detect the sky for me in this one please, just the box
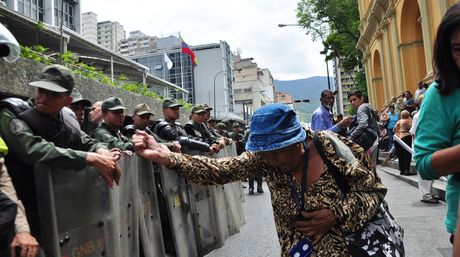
[81,0,330,81]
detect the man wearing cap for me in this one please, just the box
[184,105,221,153]
[154,98,188,141]
[0,64,121,242]
[68,88,92,127]
[91,97,134,151]
[132,103,153,131]
[203,104,227,148]
[215,122,229,137]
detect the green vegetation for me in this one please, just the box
[297,0,368,97]
[19,45,192,110]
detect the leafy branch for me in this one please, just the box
[19,45,190,110]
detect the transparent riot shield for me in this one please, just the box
[220,143,246,235]
[137,157,166,257]
[110,156,140,257]
[34,164,117,257]
[158,164,199,257]
[34,155,170,257]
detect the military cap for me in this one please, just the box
[216,122,227,129]
[101,97,127,112]
[232,122,240,128]
[71,88,91,107]
[203,104,213,111]
[163,98,183,109]
[191,104,205,114]
[29,64,74,93]
[134,103,153,116]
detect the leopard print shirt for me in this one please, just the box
[168,130,387,257]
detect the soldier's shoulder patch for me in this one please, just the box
[9,119,27,134]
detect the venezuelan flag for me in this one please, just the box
[180,36,198,66]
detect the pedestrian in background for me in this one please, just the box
[414,2,460,244]
[393,110,412,176]
[311,90,352,132]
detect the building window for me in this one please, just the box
[243,88,252,93]
[54,0,76,31]
[17,0,43,21]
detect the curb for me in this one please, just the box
[378,165,446,202]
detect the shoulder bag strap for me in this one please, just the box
[313,131,350,195]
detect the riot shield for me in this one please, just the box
[110,156,140,257]
[34,164,117,257]
[157,164,199,257]
[137,157,166,257]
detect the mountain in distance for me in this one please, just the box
[274,76,332,101]
[274,76,333,123]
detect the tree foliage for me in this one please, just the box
[297,0,367,95]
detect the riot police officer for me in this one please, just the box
[0,64,121,241]
[91,97,134,151]
[154,99,210,153]
[154,98,187,141]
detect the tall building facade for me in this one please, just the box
[358,0,456,109]
[333,57,358,114]
[2,0,81,32]
[233,54,275,121]
[130,35,194,102]
[81,12,97,44]
[97,20,125,52]
[119,31,158,57]
[192,41,235,119]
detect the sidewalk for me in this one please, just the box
[377,166,452,257]
[378,164,447,201]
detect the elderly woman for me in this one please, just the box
[133,104,403,257]
[393,110,412,175]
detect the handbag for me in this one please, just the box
[313,132,405,257]
[353,128,377,151]
[350,105,379,151]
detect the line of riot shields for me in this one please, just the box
[34,143,245,257]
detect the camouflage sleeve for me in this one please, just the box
[317,130,387,233]
[0,108,87,170]
[167,151,267,185]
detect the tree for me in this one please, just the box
[297,0,367,96]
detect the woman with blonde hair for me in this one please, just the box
[393,110,412,175]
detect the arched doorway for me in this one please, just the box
[373,50,385,108]
[399,0,427,95]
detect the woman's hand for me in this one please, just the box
[295,209,337,246]
[132,130,172,165]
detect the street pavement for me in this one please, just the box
[205,165,452,257]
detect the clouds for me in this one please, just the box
[82,0,329,80]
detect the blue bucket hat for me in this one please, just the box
[246,104,306,152]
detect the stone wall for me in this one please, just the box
[0,58,188,123]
